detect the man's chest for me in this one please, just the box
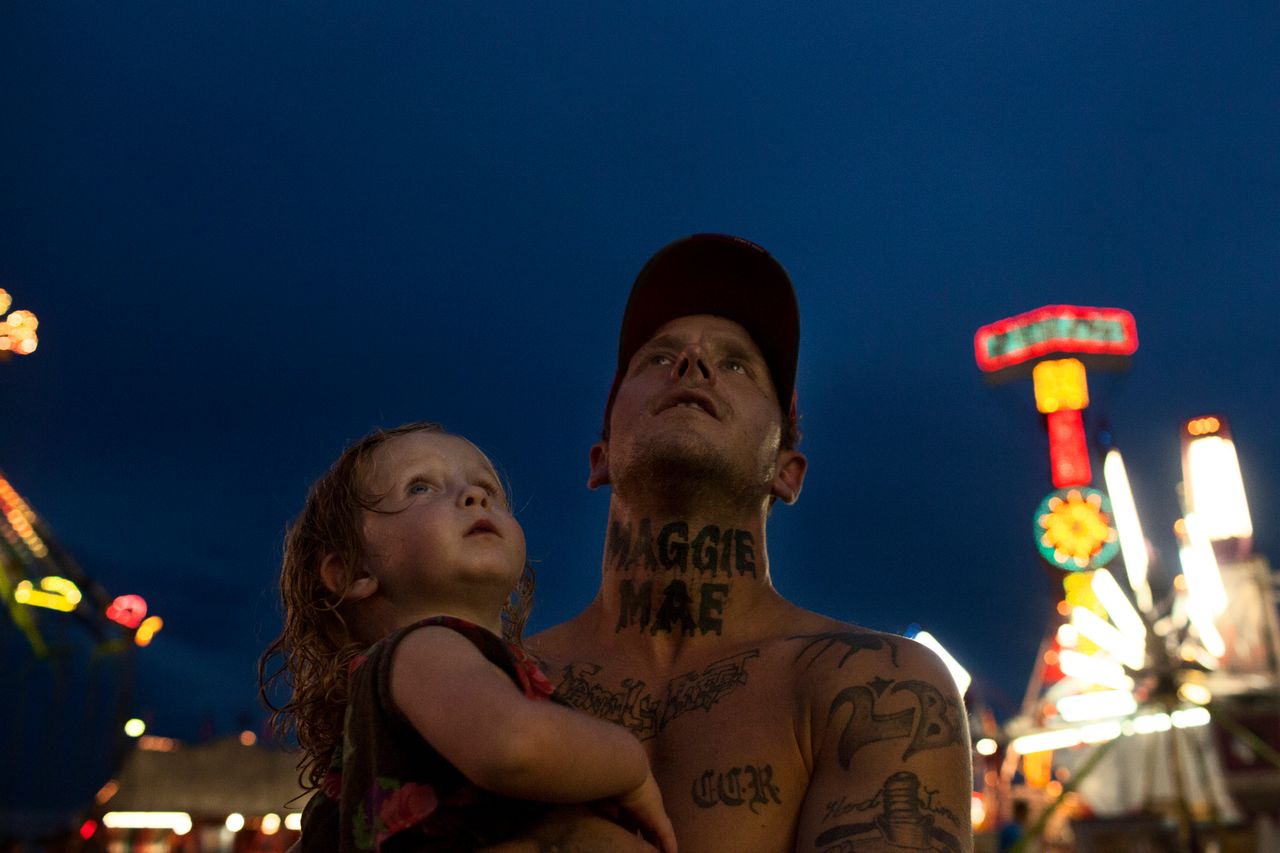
[544,645,811,852]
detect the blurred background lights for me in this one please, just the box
[102,812,192,835]
[285,813,302,831]
[14,577,82,612]
[134,614,164,647]
[123,718,146,738]
[224,813,245,833]
[239,729,257,746]
[907,629,972,694]
[261,813,281,835]
[1182,416,1252,540]
[975,737,998,756]
[1177,682,1213,706]
[970,793,987,827]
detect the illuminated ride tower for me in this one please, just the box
[974,306,1280,850]
[0,294,163,841]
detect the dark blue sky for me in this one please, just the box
[2,3,1277,738]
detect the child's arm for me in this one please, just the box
[390,626,676,853]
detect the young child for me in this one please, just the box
[260,422,676,852]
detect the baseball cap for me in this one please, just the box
[602,233,800,435]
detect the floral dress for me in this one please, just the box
[301,615,557,852]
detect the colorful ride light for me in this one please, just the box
[1046,409,1091,488]
[1034,487,1120,571]
[1033,358,1089,413]
[106,594,148,629]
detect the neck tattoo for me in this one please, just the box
[608,518,757,636]
[607,518,756,577]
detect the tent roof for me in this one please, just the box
[108,737,308,816]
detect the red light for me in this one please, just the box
[1047,409,1091,488]
[106,594,147,629]
[80,820,97,840]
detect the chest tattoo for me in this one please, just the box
[691,763,782,813]
[552,650,759,740]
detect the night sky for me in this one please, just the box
[3,3,1278,742]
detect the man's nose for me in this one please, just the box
[672,344,714,384]
[458,484,490,508]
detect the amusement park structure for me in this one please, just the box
[974,305,1280,850]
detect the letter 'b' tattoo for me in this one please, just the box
[828,678,962,766]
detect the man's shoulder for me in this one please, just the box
[778,611,960,701]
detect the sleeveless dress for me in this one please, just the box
[301,615,557,852]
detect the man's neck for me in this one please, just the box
[592,497,782,654]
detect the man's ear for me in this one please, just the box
[587,440,611,490]
[319,554,379,602]
[770,450,808,505]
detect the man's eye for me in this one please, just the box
[723,360,747,374]
[649,353,674,366]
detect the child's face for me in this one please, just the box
[357,432,525,611]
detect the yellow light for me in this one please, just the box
[225,813,245,832]
[1178,682,1213,705]
[0,290,10,314]
[124,718,146,738]
[13,577,82,612]
[262,814,281,835]
[135,615,164,647]
[103,813,192,835]
[975,737,998,756]
[17,337,36,354]
[239,730,257,746]
[1033,358,1089,413]
[285,813,302,831]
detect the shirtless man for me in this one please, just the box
[522,234,973,852]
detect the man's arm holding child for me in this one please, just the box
[793,632,973,853]
[391,626,676,853]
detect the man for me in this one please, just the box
[522,234,973,852]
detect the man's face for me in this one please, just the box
[594,314,789,510]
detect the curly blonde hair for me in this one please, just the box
[258,422,536,789]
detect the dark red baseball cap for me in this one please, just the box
[602,233,800,436]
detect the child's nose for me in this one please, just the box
[458,484,490,508]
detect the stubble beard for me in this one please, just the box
[611,430,775,518]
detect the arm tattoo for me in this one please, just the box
[553,651,758,740]
[827,679,962,766]
[691,763,782,813]
[814,772,961,852]
[790,631,900,669]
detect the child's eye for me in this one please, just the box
[407,482,438,496]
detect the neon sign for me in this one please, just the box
[974,305,1137,373]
